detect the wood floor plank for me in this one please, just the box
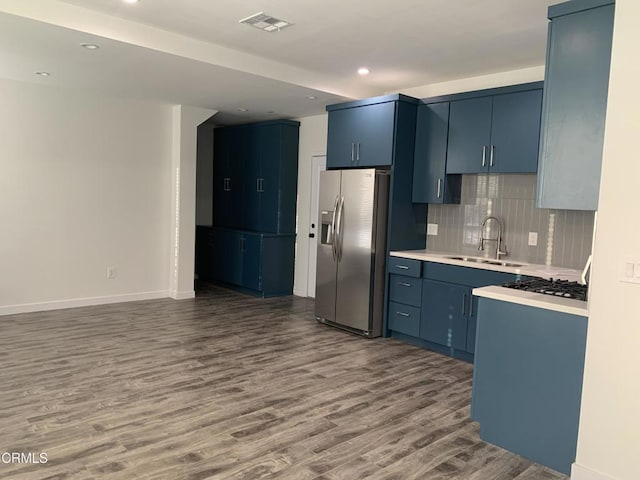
[0,284,567,479]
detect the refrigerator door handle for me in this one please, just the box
[335,195,345,261]
[331,195,339,260]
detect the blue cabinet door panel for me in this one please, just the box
[421,279,468,349]
[327,107,357,168]
[537,4,614,210]
[413,102,461,204]
[389,274,422,307]
[388,302,421,337]
[446,97,492,174]
[355,102,396,167]
[490,89,542,174]
[241,233,262,291]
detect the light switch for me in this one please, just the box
[621,259,640,284]
[427,223,438,236]
[528,232,538,246]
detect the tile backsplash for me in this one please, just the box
[425,174,594,270]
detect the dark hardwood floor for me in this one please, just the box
[0,284,567,480]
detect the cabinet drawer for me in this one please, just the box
[389,275,422,307]
[388,302,421,337]
[388,257,422,277]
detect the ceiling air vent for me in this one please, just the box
[239,12,294,32]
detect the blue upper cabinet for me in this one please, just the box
[446,88,543,174]
[446,97,493,174]
[490,89,543,173]
[537,0,615,211]
[213,120,299,234]
[412,102,461,204]
[326,95,416,169]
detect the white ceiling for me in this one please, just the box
[0,0,552,124]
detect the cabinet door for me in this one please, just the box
[327,108,357,168]
[242,126,262,232]
[489,89,542,174]
[355,102,395,167]
[327,102,396,168]
[213,128,232,228]
[420,279,469,350]
[211,228,242,286]
[537,4,614,210]
[446,97,492,174]
[413,102,461,204]
[241,234,262,291]
[257,125,282,233]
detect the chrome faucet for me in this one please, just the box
[479,216,507,260]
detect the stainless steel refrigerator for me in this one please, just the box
[315,169,389,337]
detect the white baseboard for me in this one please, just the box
[571,463,617,480]
[170,290,195,300]
[293,287,308,298]
[0,291,170,316]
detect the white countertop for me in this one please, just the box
[472,285,588,317]
[390,249,583,282]
[390,249,588,316]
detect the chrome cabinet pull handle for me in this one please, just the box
[490,145,495,167]
[482,145,487,167]
[395,265,409,270]
[398,282,412,287]
[396,312,410,317]
[351,143,355,163]
[437,178,442,198]
[356,142,360,162]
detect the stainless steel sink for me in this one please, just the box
[484,260,525,267]
[444,255,525,268]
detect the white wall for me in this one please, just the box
[572,1,640,479]
[196,123,214,226]
[398,65,544,98]
[293,114,328,297]
[0,79,173,314]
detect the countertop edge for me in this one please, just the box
[389,250,583,282]
[472,286,588,317]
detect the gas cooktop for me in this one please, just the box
[502,278,588,301]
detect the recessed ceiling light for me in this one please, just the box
[239,12,293,32]
[80,43,100,50]
[34,71,50,76]
[123,0,139,4]
[238,108,249,112]
[358,67,370,76]
[305,96,317,100]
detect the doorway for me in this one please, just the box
[306,155,326,298]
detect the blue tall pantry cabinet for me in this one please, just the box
[205,120,299,297]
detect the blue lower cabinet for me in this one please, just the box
[211,227,295,297]
[388,302,421,337]
[420,279,469,351]
[386,259,521,361]
[471,298,587,475]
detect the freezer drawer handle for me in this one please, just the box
[396,312,411,317]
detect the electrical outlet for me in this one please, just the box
[427,223,438,236]
[528,232,538,246]
[106,267,116,279]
